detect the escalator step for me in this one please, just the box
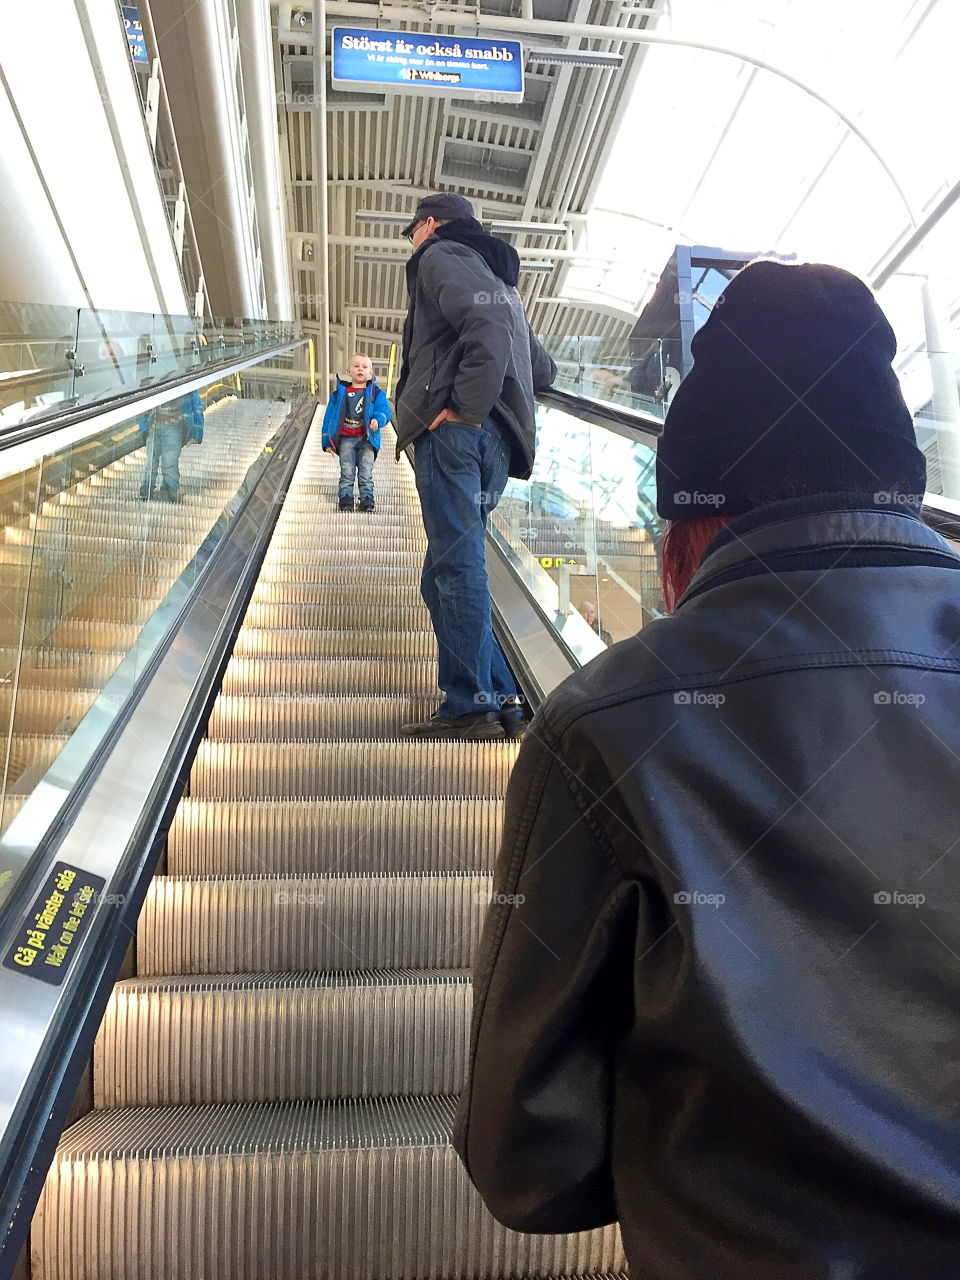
[137,873,490,974]
[251,582,431,610]
[189,741,519,799]
[256,563,423,588]
[0,687,96,735]
[241,602,434,631]
[206,695,437,740]
[232,627,436,660]
[220,658,438,698]
[261,547,425,568]
[268,533,426,552]
[95,969,471,1106]
[35,1097,624,1280]
[169,797,503,875]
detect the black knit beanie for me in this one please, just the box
[655,261,926,519]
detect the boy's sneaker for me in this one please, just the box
[338,496,354,512]
[358,497,375,512]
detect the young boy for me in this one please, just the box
[321,354,391,512]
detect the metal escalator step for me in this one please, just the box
[251,582,429,610]
[0,687,96,735]
[33,620,144,652]
[220,658,438,698]
[169,797,503,875]
[190,741,519,799]
[137,873,490,974]
[95,969,471,1106]
[241,601,434,631]
[256,563,423,587]
[35,1097,624,1280]
[268,533,426,552]
[264,547,425,568]
[207,695,437,739]
[232,627,435,660]
[15,651,122,689]
[5,735,69,791]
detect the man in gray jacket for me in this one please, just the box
[395,192,556,740]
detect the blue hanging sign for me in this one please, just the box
[122,7,149,65]
[331,27,524,103]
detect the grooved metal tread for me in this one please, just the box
[205,695,438,740]
[190,740,519,799]
[58,1095,464,1157]
[168,796,503,875]
[136,873,493,974]
[112,967,472,994]
[95,969,476,1106]
[232,628,437,658]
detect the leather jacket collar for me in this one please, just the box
[680,495,958,607]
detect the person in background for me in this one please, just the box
[578,598,613,645]
[455,261,960,1279]
[322,353,391,513]
[138,390,203,502]
[394,191,556,740]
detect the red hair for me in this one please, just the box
[660,516,729,612]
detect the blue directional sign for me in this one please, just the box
[331,28,524,103]
[122,7,148,65]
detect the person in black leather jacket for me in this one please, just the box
[455,261,960,1279]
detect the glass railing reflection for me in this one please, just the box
[0,347,310,839]
[0,299,301,431]
[492,401,663,655]
[542,335,673,423]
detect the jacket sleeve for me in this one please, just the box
[419,246,512,426]
[454,715,632,1234]
[370,385,392,427]
[187,391,204,441]
[321,390,339,448]
[528,325,557,392]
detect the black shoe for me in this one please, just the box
[358,497,375,512]
[399,710,505,740]
[159,487,180,503]
[338,496,354,512]
[138,484,152,500]
[499,698,529,739]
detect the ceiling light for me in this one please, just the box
[490,221,568,235]
[526,49,624,69]
[519,261,556,273]
[355,212,411,226]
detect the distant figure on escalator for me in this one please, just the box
[321,353,391,513]
[394,191,557,741]
[457,261,960,1279]
[578,598,612,645]
[138,390,203,503]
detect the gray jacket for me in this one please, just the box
[395,238,556,479]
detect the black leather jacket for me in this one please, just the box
[456,499,960,1280]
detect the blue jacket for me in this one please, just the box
[321,377,391,454]
[138,390,204,442]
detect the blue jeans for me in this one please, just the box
[142,422,184,494]
[413,419,519,718]
[338,436,375,501]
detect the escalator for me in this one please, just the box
[26,423,626,1278]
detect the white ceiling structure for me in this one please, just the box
[269,0,960,427]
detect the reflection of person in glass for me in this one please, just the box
[578,599,612,645]
[138,391,203,502]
